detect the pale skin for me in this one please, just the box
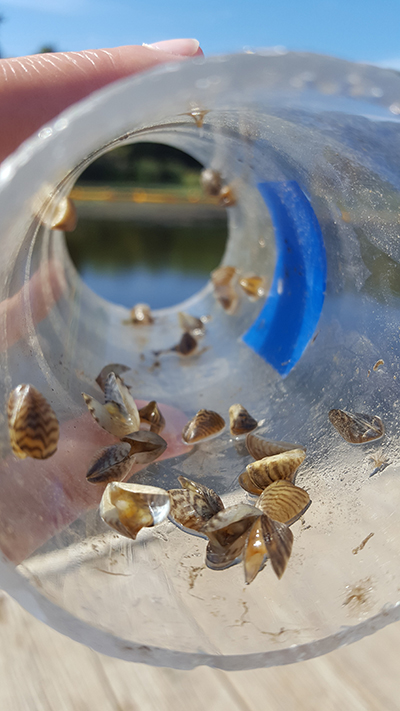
[0,39,202,563]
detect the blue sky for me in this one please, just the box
[1,0,400,68]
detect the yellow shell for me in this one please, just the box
[211,265,239,314]
[49,197,77,232]
[246,433,306,460]
[138,400,166,434]
[100,482,170,540]
[182,409,226,444]
[185,106,210,127]
[257,481,310,525]
[245,448,306,491]
[328,409,385,444]
[229,404,258,437]
[218,185,236,207]
[238,276,265,300]
[7,384,59,459]
[203,504,260,570]
[243,514,294,584]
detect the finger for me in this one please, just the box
[0,40,203,163]
[0,400,191,564]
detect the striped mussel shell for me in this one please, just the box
[243,515,293,584]
[256,481,311,525]
[7,384,59,459]
[229,404,258,437]
[100,482,170,540]
[168,475,224,532]
[86,442,133,484]
[328,408,385,444]
[95,363,130,392]
[138,401,166,434]
[182,409,225,444]
[82,372,140,437]
[202,504,260,570]
[239,449,306,495]
[245,432,306,460]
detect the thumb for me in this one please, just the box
[0,40,203,163]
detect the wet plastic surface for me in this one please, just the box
[0,52,400,669]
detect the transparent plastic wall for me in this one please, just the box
[0,52,400,670]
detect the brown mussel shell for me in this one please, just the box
[211,265,239,314]
[168,477,224,533]
[246,433,306,460]
[138,401,166,434]
[172,332,198,356]
[219,185,236,207]
[200,168,223,196]
[202,504,261,570]
[86,442,133,484]
[7,384,59,459]
[177,312,206,337]
[100,482,170,540]
[128,303,154,325]
[243,513,294,584]
[229,404,258,437]
[238,275,265,300]
[256,481,311,525]
[121,430,167,463]
[82,372,140,437]
[243,449,306,493]
[238,471,265,496]
[329,409,385,444]
[182,409,226,444]
[49,197,77,232]
[95,364,130,392]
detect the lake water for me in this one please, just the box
[66,206,227,309]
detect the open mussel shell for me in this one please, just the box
[100,482,170,540]
[246,433,306,460]
[257,481,311,525]
[202,504,261,570]
[121,430,167,463]
[182,409,225,444]
[7,384,59,459]
[95,364,130,392]
[229,404,258,437]
[328,408,385,444]
[245,449,306,491]
[138,401,166,434]
[243,515,294,583]
[82,372,140,437]
[86,442,133,484]
[168,476,224,533]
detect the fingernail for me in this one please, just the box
[143,38,201,57]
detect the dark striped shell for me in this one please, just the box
[182,409,225,444]
[7,384,59,459]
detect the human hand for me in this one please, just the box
[0,40,202,563]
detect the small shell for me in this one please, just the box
[186,107,209,128]
[7,384,59,459]
[200,168,222,196]
[238,276,265,301]
[182,409,225,444]
[49,197,77,232]
[100,482,170,540]
[121,430,167,463]
[82,373,140,437]
[219,185,236,207]
[328,409,385,444]
[229,404,258,437]
[129,303,154,325]
[243,514,294,584]
[246,433,306,460]
[244,449,306,493]
[177,312,206,337]
[86,442,133,484]
[238,471,265,496]
[95,364,130,392]
[168,477,224,533]
[203,504,261,570]
[211,265,238,314]
[257,481,310,525]
[172,332,198,356]
[138,401,166,434]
